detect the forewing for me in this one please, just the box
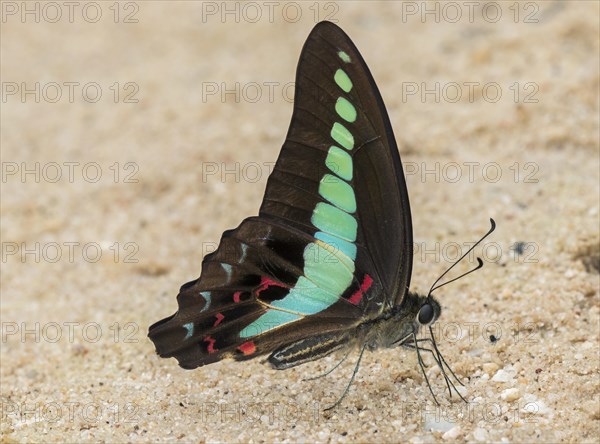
[260,21,413,309]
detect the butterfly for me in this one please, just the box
[148,21,496,409]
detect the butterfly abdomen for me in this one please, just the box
[268,330,355,370]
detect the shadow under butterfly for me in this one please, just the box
[148,21,496,410]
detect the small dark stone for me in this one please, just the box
[513,242,526,255]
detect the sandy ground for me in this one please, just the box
[1,1,599,443]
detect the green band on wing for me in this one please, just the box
[326,146,353,181]
[271,239,354,314]
[305,241,354,291]
[319,174,356,213]
[338,50,351,63]
[335,97,357,123]
[315,231,357,260]
[334,69,353,93]
[272,276,337,314]
[331,122,354,150]
[240,310,301,338]
[239,62,361,341]
[242,236,357,336]
[311,202,357,242]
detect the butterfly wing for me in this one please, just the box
[148,217,365,369]
[148,21,413,369]
[259,21,413,308]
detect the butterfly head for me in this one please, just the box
[416,295,441,327]
[371,292,442,350]
[402,292,441,341]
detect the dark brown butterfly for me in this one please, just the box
[148,21,495,409]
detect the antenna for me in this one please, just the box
[428,218,496,297]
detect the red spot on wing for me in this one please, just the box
[203,336,218,354]
[348,274,373,305]
[237,341,256,356]
[233,291,242,303]
[255,276,289,297]
[213,313,225,327]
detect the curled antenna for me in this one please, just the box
[428,218,496,296]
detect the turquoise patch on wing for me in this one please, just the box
[315,231,357,260]
[183,322,194,339]
[335,97,357,123]
[331,122,354,150]
[338,50,351,63]
[304,241,354,289]
[240,244,248,262]
[272,276,338,314]
[325,146,353,181]
[319,174,356,213]
[334,69,353,93]
[240,310,301,338]
[221,263,232,283]
[311,202,357,242]
[200,291,211,312]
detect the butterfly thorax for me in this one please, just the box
[360,292,441,351]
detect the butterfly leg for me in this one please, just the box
[410,333,440,405]
[403,341,467,403]
[420,330,466,388]
[324,342,367,411]
[409,340,455,399]
[303,347,352,381]
[397,331,465,389]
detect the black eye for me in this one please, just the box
[418,303,434,325]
